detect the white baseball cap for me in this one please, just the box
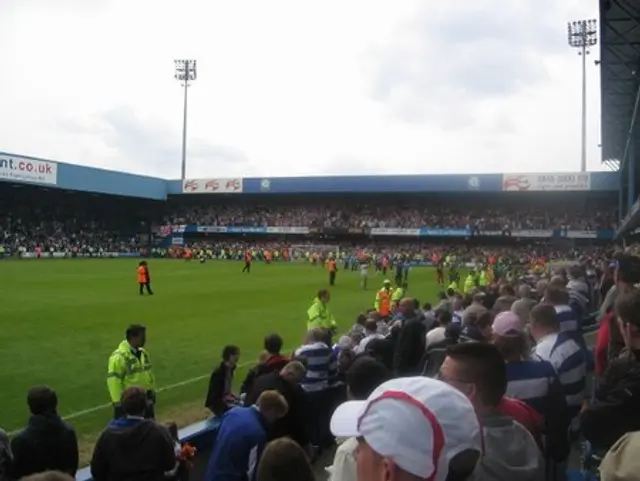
[330,376,482,481]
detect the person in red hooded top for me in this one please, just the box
[240,334,290,398]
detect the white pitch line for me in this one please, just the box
[7,360,259,435]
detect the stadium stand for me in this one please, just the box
[5,2,640,476]
[0,153,627,481]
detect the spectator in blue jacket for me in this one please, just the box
[205,390,289,481]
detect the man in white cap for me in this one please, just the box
[330,376,482,481]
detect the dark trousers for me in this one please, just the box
[329,271,336,286]
[139,282,153,295]
[242,262,251,273]
[304,384,346,450]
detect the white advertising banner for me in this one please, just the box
[502,172,591,192]
[370,228,420,236]
[0,154,58,186]
[182,178,243,194]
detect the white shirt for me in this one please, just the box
[426,326,446,348]
[327,437,358,481]
[356,333,384,354]
[360,264,368,276]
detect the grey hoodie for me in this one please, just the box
[470,413,545,481]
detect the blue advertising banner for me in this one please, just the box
[243,174,503,194]
[168,224,614,240]
[419,228,471,237]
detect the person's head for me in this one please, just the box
[499,284,515,297]
[317,289,330,303]
[528,304,560,341]
[350,330,365,346]
[365,319,378,335]
[549,276,566,289]
[491,311,529,362]
[338,347,357,373]
[257,351,270,364]
[614,254,640,288]
[438,291,447,301]
[492,296,516,314]
[460,310,493,342]
[543,285,569,306]
[346,356,392,400]
[280,361,306,384]
[356,313,368,326]
[120,386,148,417]
[440,342,507,415]
[398,298,415,317]
[126,324,146,348]
[257,437,314,481]
[222,345,240,367]
[446,287,455,298]
[472,293,484,305]
[27,386,58,416]
[331,377,482,481]
[256,390,289,424]
[615,288,640,349]
[383,279,392,289]
[517,284,532,299]
[435,309,453,327]
[264,334,283,356]
[421,301,430,311]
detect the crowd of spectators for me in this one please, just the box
[4,253,640,481]
[166,196,617,230]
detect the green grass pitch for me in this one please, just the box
[0,259,442,457]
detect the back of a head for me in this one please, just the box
[264,333,283,355]
[544,285,569,305]
[615,288,640,329]
[493,296,516,314]
[121,386,148,417]
[346,356,391,400]
[222,344,240,361]
[257,438,314,481]
[446,342,507,408]
[280,361,306,383]
[256,390,289,418]
[518,284,532,299]
[529,303,559,331]
[616,254,640,285]
[365,319,378,333]
[27,386,58,415]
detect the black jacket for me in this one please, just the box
[205,362,235,416]
[10,413,78,479]
[91,417,175,481]
[240,355,290,395]
[582,349,640,451]
[244,371,308,446]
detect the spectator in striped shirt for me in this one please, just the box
[530,304,586,424]
[294,327,339,452]
[492,311,572,464]
[543,285,581,336]
[294,328,337,392]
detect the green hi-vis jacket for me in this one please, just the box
[307,298,337,331]
[107,340,156,403]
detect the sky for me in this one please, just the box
[0,0,606,179]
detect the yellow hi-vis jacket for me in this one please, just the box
[391,287,405,303]
[107,340,156,403]
[307,298,337,331]
[463,274,476,294]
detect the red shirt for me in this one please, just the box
[595,312,613,377]
[498,397,544,449]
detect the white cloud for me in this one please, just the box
[0,0,605,179]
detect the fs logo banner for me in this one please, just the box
[182,178,243,194]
